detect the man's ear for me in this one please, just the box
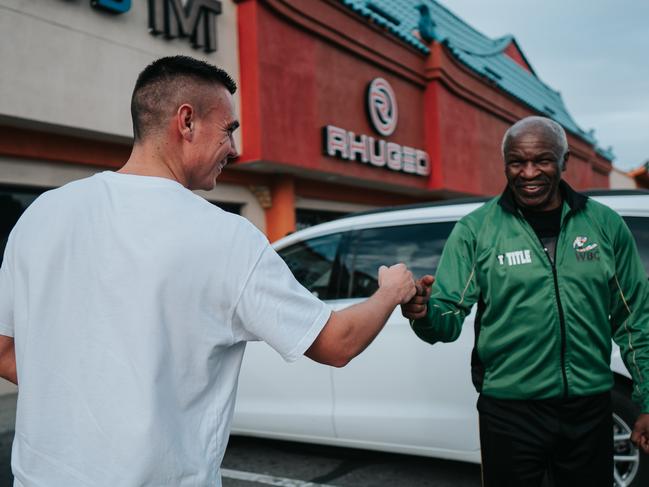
[561,150,570,172]
[177,104,195,141]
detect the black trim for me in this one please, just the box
[515,215,571,398]
[471,294,487,393]
[546,247,569,398]
[348,197,489,218]
[340,188,644,222]
[328,231,353,300]
[583,188,649,197]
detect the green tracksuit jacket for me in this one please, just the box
[412,181,649,411]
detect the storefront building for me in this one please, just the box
[234,0,613,240]
[610,163,649,190]
[0,0,614,245]
[0,0,612,240]
[630,165,649,189]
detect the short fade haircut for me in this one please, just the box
[501,116,569,169]
[131,55,237,142]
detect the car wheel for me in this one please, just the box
[612,383,649,487]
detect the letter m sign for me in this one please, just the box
[148,0,222,53]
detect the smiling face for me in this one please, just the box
[184,86,239,191]
[503,124,568,211]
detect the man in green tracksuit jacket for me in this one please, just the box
[402,116,649,487]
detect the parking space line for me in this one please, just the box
[221,468,340,487]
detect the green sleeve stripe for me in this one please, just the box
[458,265,476,307]
[614,274,645,385]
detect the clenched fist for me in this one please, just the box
[378,264,417,306]
[401,275,434,320]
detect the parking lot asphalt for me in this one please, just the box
[0,393,481,487]
[0,394,16,487]
[222,436,481,487]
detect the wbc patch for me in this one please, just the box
[573,236,600,261]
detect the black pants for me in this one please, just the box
[477,392,613,487]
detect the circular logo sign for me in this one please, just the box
[367,78,398,136]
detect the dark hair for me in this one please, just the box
[131,56,237,142]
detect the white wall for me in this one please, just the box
[609,168,637,189]
[0,0,240,146]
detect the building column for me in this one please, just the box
[265,176,296,242]
[423,69,444,191]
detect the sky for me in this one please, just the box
[442,0,649,171]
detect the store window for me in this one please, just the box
[0,186,45,265]
[296,209,348,231]
[210,202,241,214]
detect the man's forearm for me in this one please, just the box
[306,287,399,367]
[306,263,415,367]
[331,286,401,362]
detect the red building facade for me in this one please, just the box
[0,0,613,243]
[234,0,612,240]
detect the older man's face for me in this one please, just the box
[503,126,566,211]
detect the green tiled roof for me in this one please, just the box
[340,0,613,160]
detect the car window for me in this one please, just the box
[278,233,343,299]
[346,222,456,299]
[623,217,649,276]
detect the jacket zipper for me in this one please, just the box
[545,249,569,398]
[518,210,571,398]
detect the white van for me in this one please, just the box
[233,189,649,487]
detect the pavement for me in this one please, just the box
[0,393,16,486]
[0,394,481,486]
[221,436,481,487]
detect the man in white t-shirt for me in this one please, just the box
[0,56,416,486]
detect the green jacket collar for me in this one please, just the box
[497,180,588,215]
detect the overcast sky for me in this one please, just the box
[442,0,648,170]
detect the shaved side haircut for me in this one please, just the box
[131,56,237,142]
[501,116,569,168]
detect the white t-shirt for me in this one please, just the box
[0,172,331,486]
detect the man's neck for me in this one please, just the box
[119,142,187,187]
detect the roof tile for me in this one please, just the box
[339,0,611,159]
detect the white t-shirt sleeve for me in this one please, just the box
[0,233,15,337]
[231,245,331,362]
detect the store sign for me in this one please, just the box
[323,126,429,176]
[323,78,430,177]
[148,0,222,53]
[91,0,131,13]
[88,0,222,53]
[367,78,398,136]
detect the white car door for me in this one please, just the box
[233,233,344,441]
[330,221,481,459]
[235,342,335,440]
